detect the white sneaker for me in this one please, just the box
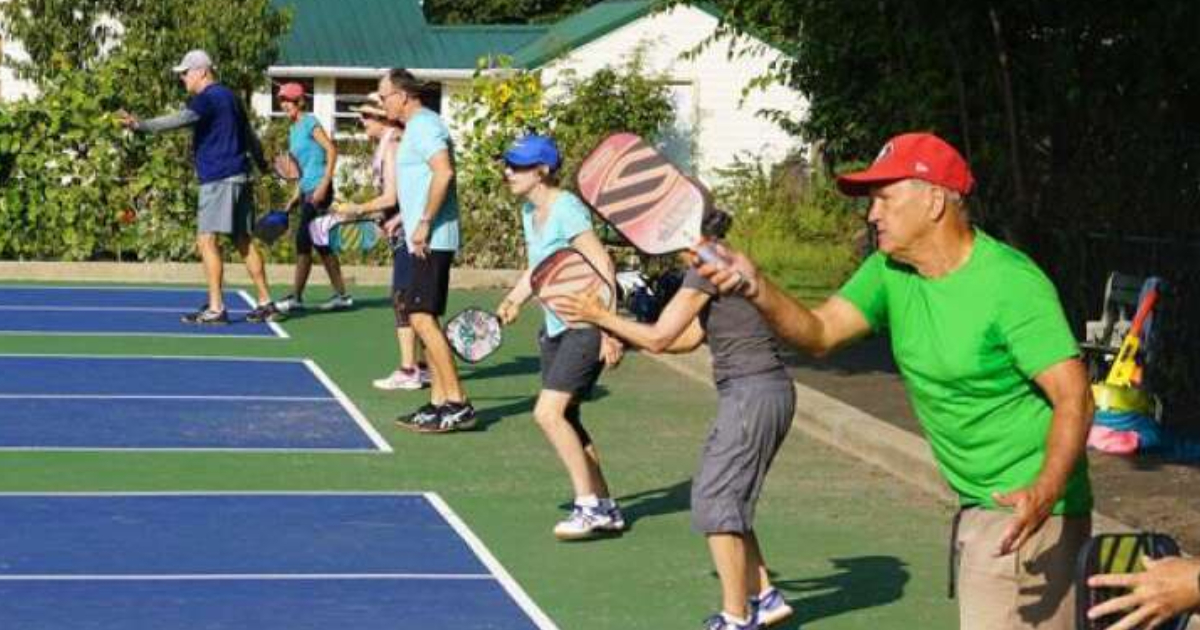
[603,504,627,532]
[275,294,304,313]
[319,293,354,311]
[553,505,621,541]
[751,587,793,627]
[373,368,423,391]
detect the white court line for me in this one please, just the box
[0,395,334,402]
[0,573,494,582]
[0,491,428,496]
[303,360,392,453]
[0,331,282,340]
[426,493,560,630]
[0,306,252,314]
[238,289,289,339]
[0,352,306,362]
[0,446,390,454]
[0,285,242,293]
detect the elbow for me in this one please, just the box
[645,338,671,354]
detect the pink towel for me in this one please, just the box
[1088,425,1140,455]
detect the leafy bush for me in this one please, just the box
[714,154,864,302]
[0,0,289,262]
[450,55,675,268]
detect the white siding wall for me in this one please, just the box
[0,33,39,102]
[538,5,807,182]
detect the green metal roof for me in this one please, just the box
[510,0,657,69]
[271,0,733,71]
[272,0,547,69]
[509,0,724,69]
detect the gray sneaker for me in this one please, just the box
[319,293,354,311]
[275,294,305,313]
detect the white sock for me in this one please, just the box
[758,585,776,599]
[722,612,750,625]
[575,494,599,508]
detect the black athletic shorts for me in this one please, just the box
[405,250,454,316]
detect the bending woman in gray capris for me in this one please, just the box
[557,208,796,630]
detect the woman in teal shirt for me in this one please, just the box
[495,135,626,541]
[275,82,351,313]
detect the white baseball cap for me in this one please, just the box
[172,49,213,73]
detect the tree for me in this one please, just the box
[693,0,1200,423]
[0,0,291,261]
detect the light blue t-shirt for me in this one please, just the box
[396,108,460,252]
[522,191,595,337]
[288,114,326,194]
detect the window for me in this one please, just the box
[334,77,378,139]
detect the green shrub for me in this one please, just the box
[449,54,675,268]
[714,154,864,302]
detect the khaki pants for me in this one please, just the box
[955,508,1091,630]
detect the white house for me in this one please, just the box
[2,0,807,180]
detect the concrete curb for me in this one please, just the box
[0,261,521,290]
[643,348,1133,535]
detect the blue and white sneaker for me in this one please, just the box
[603,503,627,532]
[751,587,794,627]
[703,612,759,630]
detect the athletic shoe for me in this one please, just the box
[703,613,759,630]
[319,293,354,311]
[275,294,305,313]
[396,401,476,433]
[431,401,477,432]
[751,588,794,628]
[418,362,432,386]
[553,504,622,541]
[600,503,627,533]
[372,368,424,391]
[396,403,441,428]
[246,302,285,323]
[181,307,228,325]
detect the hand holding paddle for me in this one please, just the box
[555,287,609,326]
[1086,556,1200,630]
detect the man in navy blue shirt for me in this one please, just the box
[120,50,281,324]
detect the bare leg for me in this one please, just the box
[744,531,773,597]
[197,233,224,311]
[409,312,464,403]
[234,235,272,304]
[292,253,313,300]
[318,251,348,295]
[535,391,608,498]
[708,533,751,621]
[397,326,420,370]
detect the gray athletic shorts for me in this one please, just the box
[691,370,795,534]
[539,327,603,396]
[197,175,253,238]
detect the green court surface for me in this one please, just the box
[0,283,957,628]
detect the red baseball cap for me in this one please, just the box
[836,132,975,197]
[277,82,306,102]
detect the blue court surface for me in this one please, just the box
[0,493,555,630]
[0,285,286,338]
[0,355,390,452]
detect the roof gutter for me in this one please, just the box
[267,66,511,81]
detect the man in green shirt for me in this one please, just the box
[698,132,1094,630]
